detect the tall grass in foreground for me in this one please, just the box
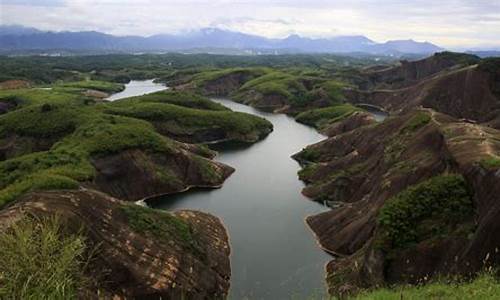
[0,215,89,299]
[353,273,500,300]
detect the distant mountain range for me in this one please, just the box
[0,25,444,55]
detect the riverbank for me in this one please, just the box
[151,98,331,299]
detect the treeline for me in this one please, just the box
[0,53,395,84]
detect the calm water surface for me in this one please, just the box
[106,79,166,101]
[109,82,386,299]
[150,98,331,299]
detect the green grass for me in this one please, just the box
[0,105,181,207]
[402,111,431,133]
[0,84,265,207]
[354,273,500,300]
[376,175,473,251]
[480,156,500,169]
[0,215,89,299]
[298,147,322,162]
[0,103,83,138]
[295,104,361,128]
[478,58,500,98]
[0,87,88,107]
[56,80,124,93]
[433,51,481,66]
[120,204,204,256]
[0,80,124,109]
[478,58,500,75]
[0,101,180,208]
[187,67,348,110]
[314,80,346,103]
[239,70,309,102]
[297,163,319,181]
[191,67,268,87]
[116,90,228,111]
[104,101,272,138]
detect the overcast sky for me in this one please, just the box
[1,0,499,49]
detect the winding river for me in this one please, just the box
[152,99,331,299]
[106,79,167,101]
[112,81,331,299]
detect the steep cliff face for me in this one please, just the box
[203,70,263,96]
[0,84,243,298]
[104,92,274,144]
[175,68,267,97]
[174,68,349,115]
[346,64,500,126]
[0,189,231,298]
[363,52,480,89]
[295,109,500,296]
[0,89,270,207]
[90,148,234,201]
[321,111,376,137]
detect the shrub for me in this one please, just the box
[57,80,125,93]
[115,90,228,111]
[354,272,500,300]
[121,204,200,253]
[295,104,361,128]
[434,51,481,66]
[401,111,431,133]
[377,175,473,250]
[0,216,89,299]
[480,156,500,169]
[299,147,321,162]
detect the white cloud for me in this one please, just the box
[0,0,499,48]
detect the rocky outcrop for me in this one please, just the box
[346,64,500,125]
[295,109,500,296]
[0,189,231,298]
[363,52,480,89]
[234,90,290,112]
[83,89,109,99]
[90,147,234,201]
[0,101,16,115]
[320,111,376,137]
[0,134,61,161]
[344,56,500,127]
[104,91,274,145]
[148,115,273,145]
[0,80,31,90]
[202,70,262,96]
[174,69,265,97]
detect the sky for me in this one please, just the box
[1,0,499,49]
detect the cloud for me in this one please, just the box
[1,0,64,6]
[0,0,499,48]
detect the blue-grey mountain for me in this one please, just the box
[0,26,443,55]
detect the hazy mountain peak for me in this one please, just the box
[0,25,42,36]
[0,25,444,55]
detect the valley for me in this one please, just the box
[0,51,500,299]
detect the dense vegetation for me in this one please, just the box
[0,216,89,299]
[295,104,361,128]
[478,58,500,98]
[433,51,481,66]
[0,53,395,84]
[354,273,500,300]
[121,204,204,255]
[2,51,498,298]
[104,91,272,142]
[0,81,270,207]
[376,175,474,251]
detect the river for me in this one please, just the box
[106,79,167,101]
[151,98,331,299]
[111,81,333,299]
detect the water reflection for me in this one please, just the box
[151,98,331,299]
[106,79,166,101]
